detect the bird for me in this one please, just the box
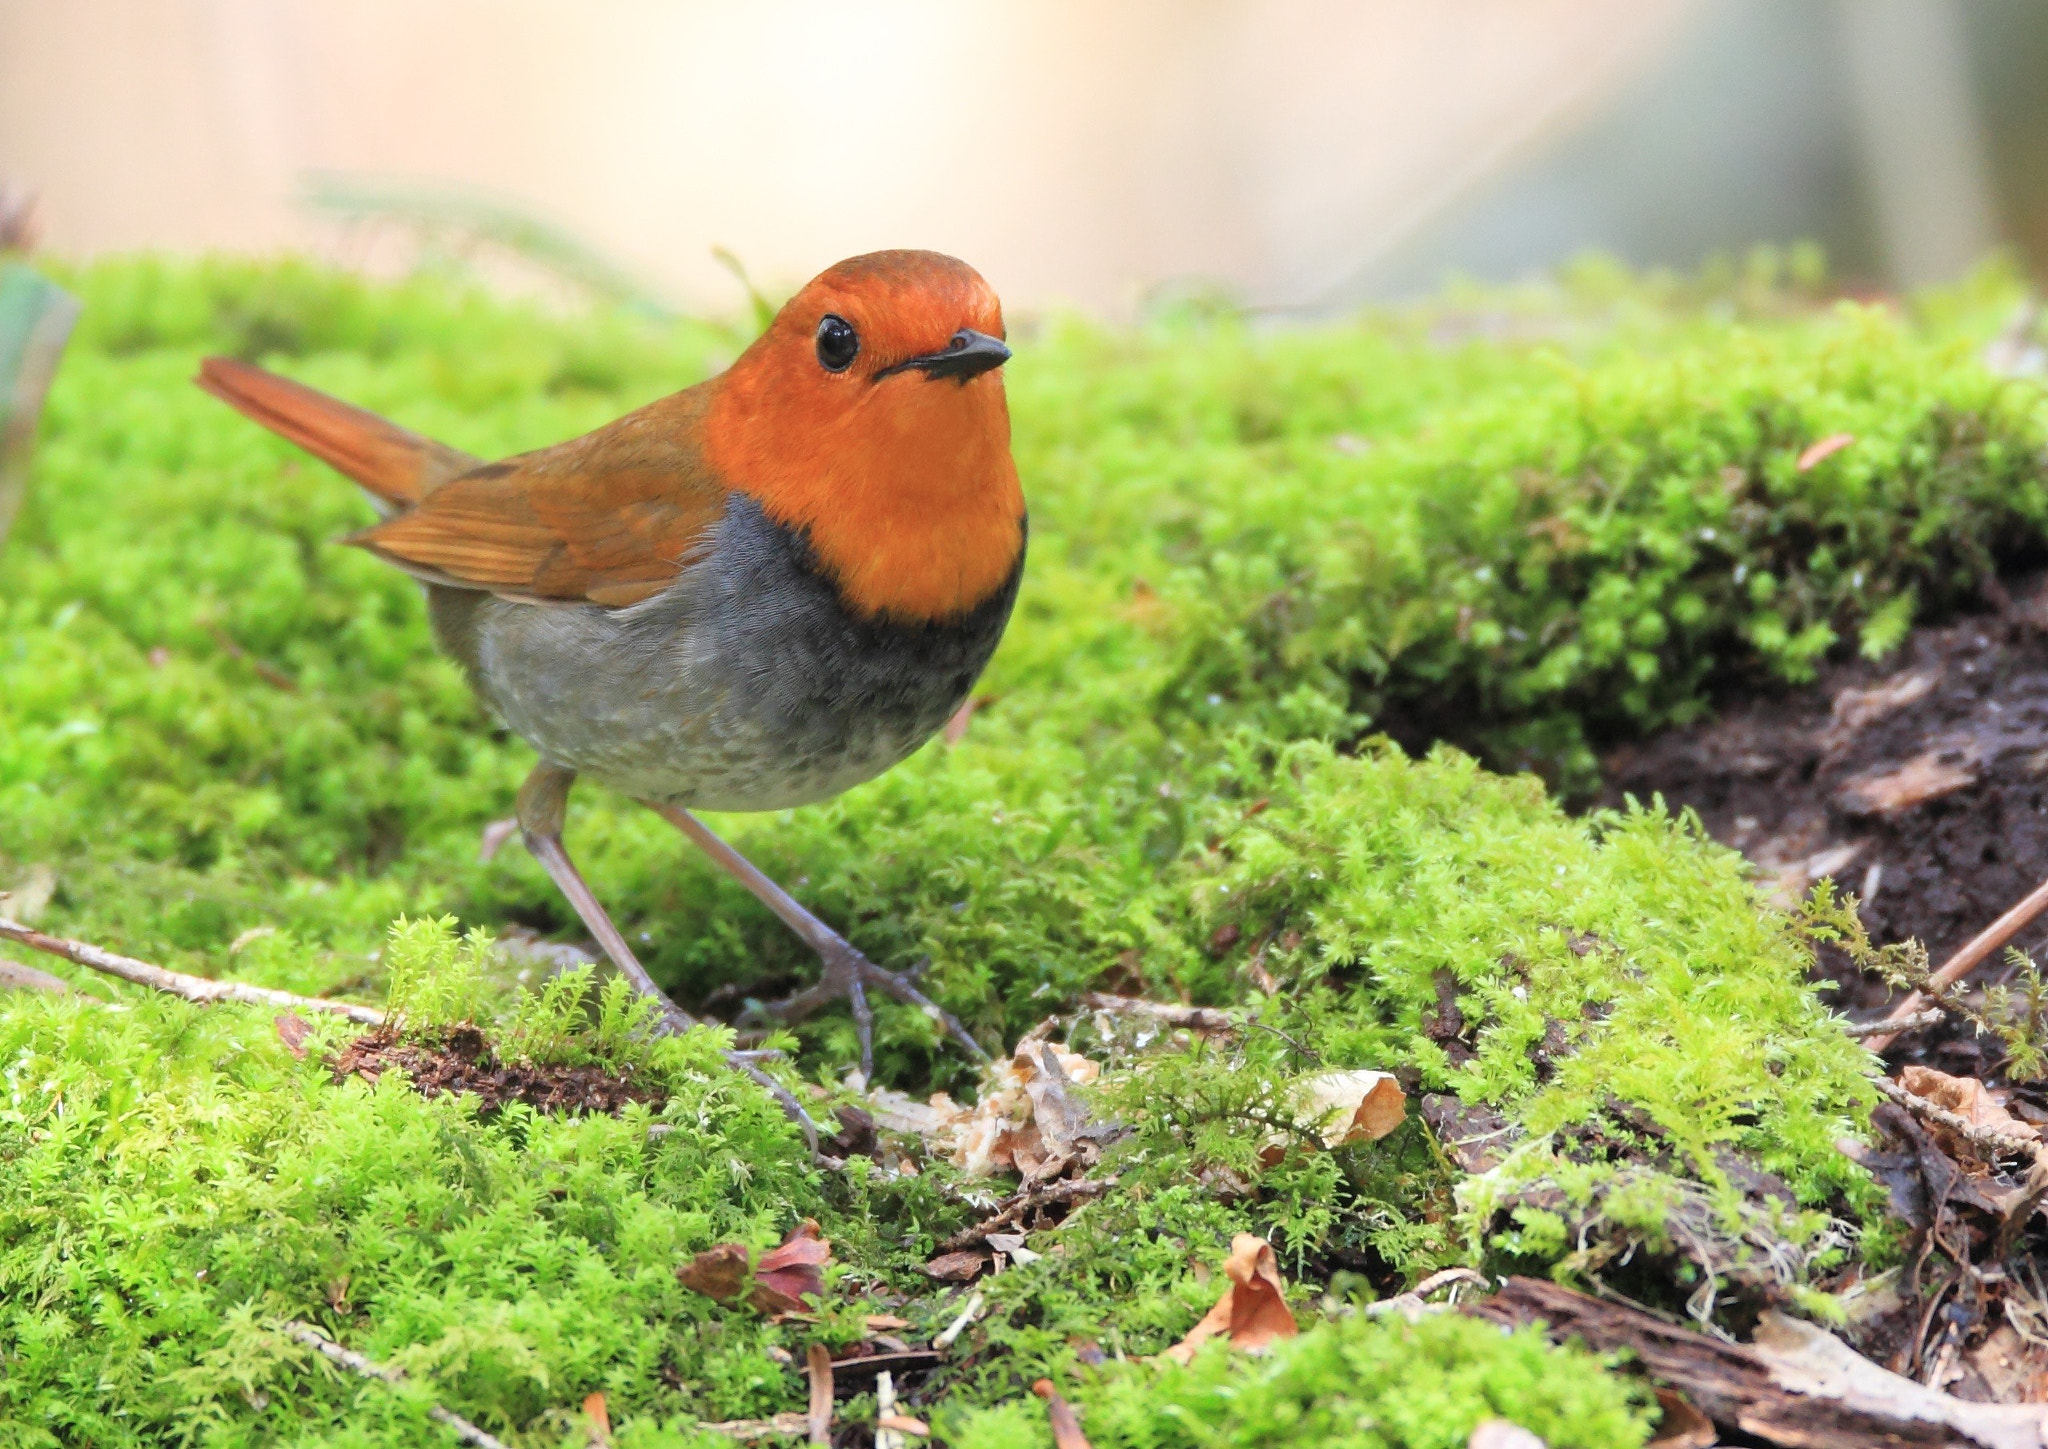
[197,249,1021,1109]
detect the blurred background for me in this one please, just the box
[3,0,2047,315]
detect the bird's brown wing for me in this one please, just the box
[347,388,731,608]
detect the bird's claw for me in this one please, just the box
[749,942,988,1080]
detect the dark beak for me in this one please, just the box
[877,328,1011,383]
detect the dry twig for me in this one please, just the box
[938,1176,1116,1254]
[805,1343,833,1446]
[0,915,385,1025]
[1867,873,2048,1052]
[932,1290,985,1352]
[1081,992,1232,1034]
[282,1321,509,1449]
[1843,1009,1944,1039]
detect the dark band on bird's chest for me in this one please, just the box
[707,494,1025,758]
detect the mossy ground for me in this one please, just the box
[0,253,2038,1444]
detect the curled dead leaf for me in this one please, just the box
[1260,1070,1406,1164]
[751,1220,831,1318]
[274,1013,311,1059]
[676,1241,751,1302]
[1163,1233,1299,1364]
[676,1222,832,1319]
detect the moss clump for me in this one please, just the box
[0,988,818,1442]
[0,254,2033,1440]
[945,1313,1654,1449]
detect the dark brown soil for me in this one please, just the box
[330,1023,665,1115]
[1602,576,2048,1074]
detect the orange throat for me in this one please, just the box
[704,372,1024,623]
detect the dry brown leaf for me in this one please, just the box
[751,1220,831,1318]
[676,1241,751,1302]
[1033,1379,1095,1449]
[1261,1070,1406,1163]
[1163,1233,1299,1364]
[877,1412,930,1435]
[1835,751,1978,816]
[676,1222,832,1319]
[1823,671,1937,752]
[922,1250,988,1282]
[274,1013,312,1059]
[1899,1065,2040,1159]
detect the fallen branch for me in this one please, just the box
[1469,1277,2048,1447]
[0,957,86,996]
[696,1415,809,1442]
[0,915,385,1025]
[1867,873,2048,1053]
[282,1321,508,1449]
[937,1176,1116,1254]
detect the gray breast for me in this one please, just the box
[426,494,1023,810]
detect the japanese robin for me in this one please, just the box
[198,250,1020,1104]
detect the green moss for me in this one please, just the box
[945,1313,1654,1449]
[0,253,2027,1440]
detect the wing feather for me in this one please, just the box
[348,388,728,607]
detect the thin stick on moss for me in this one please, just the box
[1866,873,2048,1052]
[1842,1008,1943,1039]
[1080,992,1233,1034]
[804,1343,833,1445]
[0,915,385,1025]
[281,1321,509,1449]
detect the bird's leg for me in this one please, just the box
[514,763,818,1148]
[518,763,686,1017]
[641,801,990,1080]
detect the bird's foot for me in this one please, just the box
[750,941,988,1083]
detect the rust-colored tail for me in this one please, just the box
[196,356,478,510]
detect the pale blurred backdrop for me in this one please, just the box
[3,0,2046,314]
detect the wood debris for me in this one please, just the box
[867,1037,1106,1180]
[1469,1276,2048,1448]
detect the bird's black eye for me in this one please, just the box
[815,314,859,372]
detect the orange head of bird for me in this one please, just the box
[703,250,1024,624]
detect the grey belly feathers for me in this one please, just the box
[426,494,1022,810]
